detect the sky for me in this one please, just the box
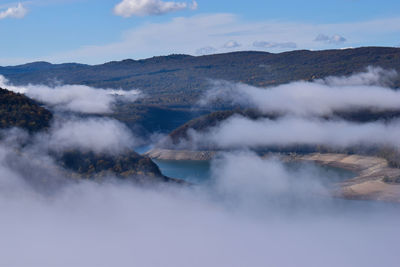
[1,0,400,65]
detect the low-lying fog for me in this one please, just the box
[0,141,398,267]
[1,148,399,267]
[0,67,399,267]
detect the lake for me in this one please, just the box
[154,158,355,185]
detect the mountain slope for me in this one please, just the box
[3,47,400,134]
[2,47,400,108]
[0,87,52,132]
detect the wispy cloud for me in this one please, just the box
[0,3,28,19]
[223,40,241,49]
[314,34,347,44]
[253,41,297,49]
[5,13,400,64]
[114,0,198,17]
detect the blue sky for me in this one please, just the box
[1,0,400,65]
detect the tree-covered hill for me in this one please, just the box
[0,87,52,132]
[2,47,400,108]
[57,150,175,183]
[3,47,400,134]
[0,87,174,182]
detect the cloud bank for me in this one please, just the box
[114,0,198,17]
[0,3,27,19]
[0,142,399,267]
[0,75,140,114]
[42,118,138,155]
[174,67,400,151]
[201,67,400,116]
[190,115,400,149]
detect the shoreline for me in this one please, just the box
[145,148,400,202]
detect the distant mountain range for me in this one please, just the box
[2,47,400,133]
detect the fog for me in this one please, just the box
[42,117,140,154]
[0,143,399,267]
[1,67,400,266]
[0,75,140,113]
[184,67,400,150]
[201,67,400,116]
[188,115,400,149]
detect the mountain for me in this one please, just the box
[0,87,173,182]
[164,108,400,169]
[2,47,400,134]
[57,150,173,183]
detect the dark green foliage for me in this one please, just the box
[58,150,168,182]
[0,87,52,132]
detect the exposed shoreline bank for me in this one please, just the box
[145,148,400,202]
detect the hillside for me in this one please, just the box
[2,47,400,107]
[167,108,400,146]
[0,87,172,182]
[57,150,173,183]
[3,47,400,134]
[0,87,52,132]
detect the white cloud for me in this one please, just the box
[0,3,28,19]
[191,116,400,150]
[39,14,400,64]
[253,41,297,49]
[114,0,198,17]
[315,34,347,44]
[44,118,138,154]
[201,67,400,116]
[186,68,400,150]
[223,40,241,49]
[0,75,140,114]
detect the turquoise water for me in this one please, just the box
[154,159,211,183]
[154,159,355,185]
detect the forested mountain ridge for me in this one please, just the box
[3,47,400,135]
[2,47,400,108]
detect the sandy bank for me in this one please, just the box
[145,149,400,202]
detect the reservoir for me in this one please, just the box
[154,159,355,185]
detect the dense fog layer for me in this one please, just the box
[0,67,399,266]
[188,115,400,149]
[0,146,399,267]
[201,67,400,116]
[0,75,140,113]
[185,67,400,150]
